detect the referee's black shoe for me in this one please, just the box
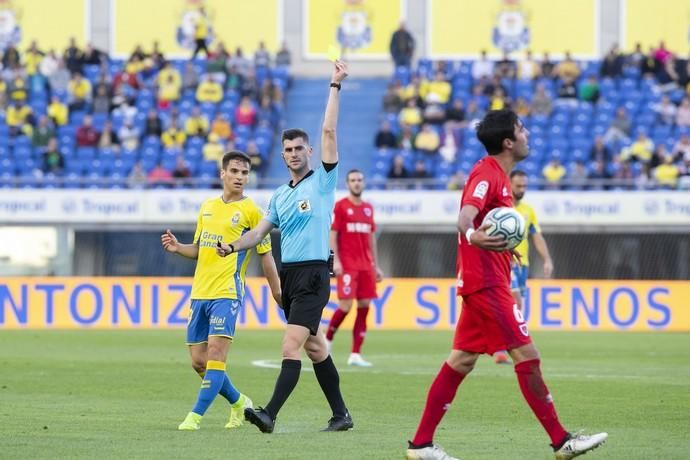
[321,412,354,432]
[244,407,275,433]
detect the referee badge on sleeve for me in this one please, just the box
[297,199,311,213]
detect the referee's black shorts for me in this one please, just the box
[280,260,330,335]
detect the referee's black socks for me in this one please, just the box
[265,359,302,419]
[313,355,348,417]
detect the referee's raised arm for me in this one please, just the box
[321,60,349,164]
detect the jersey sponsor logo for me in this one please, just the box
[346,222,372,233]
[472,180,489,199]
[231,212,241,225]
[297,199,311,213]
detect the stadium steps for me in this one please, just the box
[267,78,388,186]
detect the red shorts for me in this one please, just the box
[336,269,377,300]
[453,285,532,355]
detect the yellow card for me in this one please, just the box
[326,44,341,62]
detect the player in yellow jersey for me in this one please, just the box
[161,151,281,430]
[494,170,554,365]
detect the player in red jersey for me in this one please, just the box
[406,110,607,460]
[325,169,383,367]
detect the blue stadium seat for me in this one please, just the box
[0,158,14,174]
[65,158,86,175]
[199,161,219,176]
[76,146,96,160]
[16,158,37,175]
[13,146,32,161]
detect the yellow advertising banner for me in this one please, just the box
[623,0,690,53]
[0,0,88,49]
[112,0,282,58]
[428,0,599,58]
[1,278,688,331]
[304,0,404,59]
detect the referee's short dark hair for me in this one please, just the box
[282,128,309,145]
[510,169,527,179]
[222,150,252,170]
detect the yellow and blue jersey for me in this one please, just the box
[514,200,541,267]
[191,196,271,300]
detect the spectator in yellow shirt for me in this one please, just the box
[654,156,679,189]
[184,107,209,137]
[542,158,566,189]
[203,132,224,165]
[414,124,440,155]
[399,99,422,127]
[68,71,92,110]
[48,96,69,126]
[399,76,426,104]
[195,74,223,104]
[624,132,654,162]
[490,87,508,110]
[158,73,181,109]
[426,72,451,104]
[7,102,35,136]
[161,117,187,148]
[24,41,44,76]
[210,112,233,140]
[156,62,181,107]
[552,51,580,81]
[7,76,28,103]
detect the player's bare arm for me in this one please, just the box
[457,205,508,251]
[260,251,282,307]
[216,219,275,257]
[161,229,199,259]
[321,60,348,164]
[330,229,343,276]
[370,232,383,282]
[532,232,553,278]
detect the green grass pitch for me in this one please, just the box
[1,330,688,459]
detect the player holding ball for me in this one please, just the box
[406,109,607,460]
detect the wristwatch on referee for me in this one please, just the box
[330,82,341,91]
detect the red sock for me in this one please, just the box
[514,359,568,447]
[352,307,369,353]
[326,309,347,341]
[412,362,466,446]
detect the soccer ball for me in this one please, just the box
[482,207,526,250]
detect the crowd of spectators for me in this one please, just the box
[377,41,690,190]
[0,37,292,188]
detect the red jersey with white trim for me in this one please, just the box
[457,156,513,296]
[331,197,376,270]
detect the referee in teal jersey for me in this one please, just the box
[216,61,351,433]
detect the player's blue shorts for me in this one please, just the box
[510,265,529,296]
[186,298,241,344]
